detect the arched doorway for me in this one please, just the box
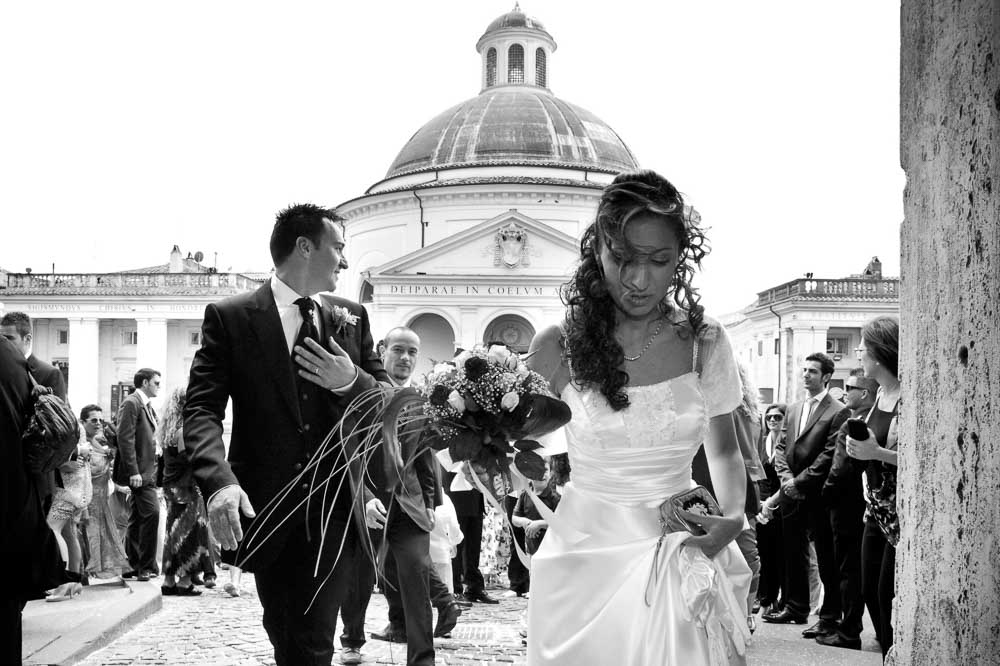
[483,314,535,353]
[408,313,456,380]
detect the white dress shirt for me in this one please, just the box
[798,388,828,436]
[271,275,357,393]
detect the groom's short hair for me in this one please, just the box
[269,203,343,266]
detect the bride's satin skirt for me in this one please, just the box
[527,484,752,665]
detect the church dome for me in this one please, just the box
[385,87,638,178]
[479,4,552,43]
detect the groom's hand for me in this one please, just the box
[208,485,256,551]
[365,497,387,529]
[294,337,358,391]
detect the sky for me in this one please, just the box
[0,0,903,314]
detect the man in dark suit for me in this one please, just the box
[2,311,69,512]
[0,337,66,662]
[116,367,162,581]
[341,326,459,666]
[818,374,879,650]
[764,352,849,636]
[446,472,497,604]
[0,311,68,401]
[184,203,388,666]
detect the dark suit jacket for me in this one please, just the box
[774,393,850,498]
[184,281,388,570]
[27,354,66,400]
[1,338,65,600]
[756,428,784,499]
[366,423,439,532]
[115,390,158,486]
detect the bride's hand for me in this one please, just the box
[677,509,743,559]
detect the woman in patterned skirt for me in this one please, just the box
[158,387,209,596]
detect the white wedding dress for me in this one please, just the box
[527,322,752,665]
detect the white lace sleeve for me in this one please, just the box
[698,318,742,417]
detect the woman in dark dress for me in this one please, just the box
[846,315,900,659]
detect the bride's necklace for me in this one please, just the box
[623,317,666,362]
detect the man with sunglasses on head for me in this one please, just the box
[115,368,162,582]
[765,353,850,641]
[818,372,879,650]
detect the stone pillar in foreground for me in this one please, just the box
[897,1,1000,663]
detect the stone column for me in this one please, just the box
[459,307,480,350]
[896,1,1000,663]
[67,317,99,413]
[136,317,169,398]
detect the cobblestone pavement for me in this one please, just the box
[77,573,880,665]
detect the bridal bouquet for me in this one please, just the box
[409,345,571,501]
[243,344,570,603]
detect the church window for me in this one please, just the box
[535,48,546,86]
[189,330,201,346]
[486,48,497,87]
[122,329,138,346]
[508,44,524,84]
[57,329,68,345]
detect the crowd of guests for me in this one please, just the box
[1,194,902,666]
[755,315,900,661]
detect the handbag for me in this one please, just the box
[645,485,722,606]
[22,372,80,474]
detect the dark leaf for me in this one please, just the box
[514,450,547,481]
[513,439,542,452]
[508,395,572,440]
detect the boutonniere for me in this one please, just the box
[331,305,359,336]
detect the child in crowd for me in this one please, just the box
[430,493,464,593]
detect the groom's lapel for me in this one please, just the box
[248,283,300,424]
[317,299,357,360]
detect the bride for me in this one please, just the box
[526,170,752,665]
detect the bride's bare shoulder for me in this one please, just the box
[527,325,570,395]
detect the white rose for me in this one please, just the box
[488,344,518,370]
[515,363,531,379]
[454,350,473,370]
[447,390,466,413]
[433,362,455,376]
[500,390,520,412]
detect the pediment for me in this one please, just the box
[367,211,580,279]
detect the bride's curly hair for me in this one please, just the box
[561,169,710,411]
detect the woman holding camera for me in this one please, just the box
[845,315,899,658]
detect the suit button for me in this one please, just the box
[301,482,309,491]
[303,424,311,432]
[294,463,303,471]
[302,394,308,401]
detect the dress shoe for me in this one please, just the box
[816,633,862,650]
[761,608,808,624]
[191,574,205,586]
[371,624,407,643]
[453,594,472,608]
[434,602,462,638]
[121,570,138,579]
[751,598,761,614]
[340,646,363,664]
[802,620,838,638]
[135,572,150,582]
[465,590,499,604]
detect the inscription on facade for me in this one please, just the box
[386,284,553,297]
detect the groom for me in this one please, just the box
[185,203,388,666]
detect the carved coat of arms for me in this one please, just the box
[494,222,529,268]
